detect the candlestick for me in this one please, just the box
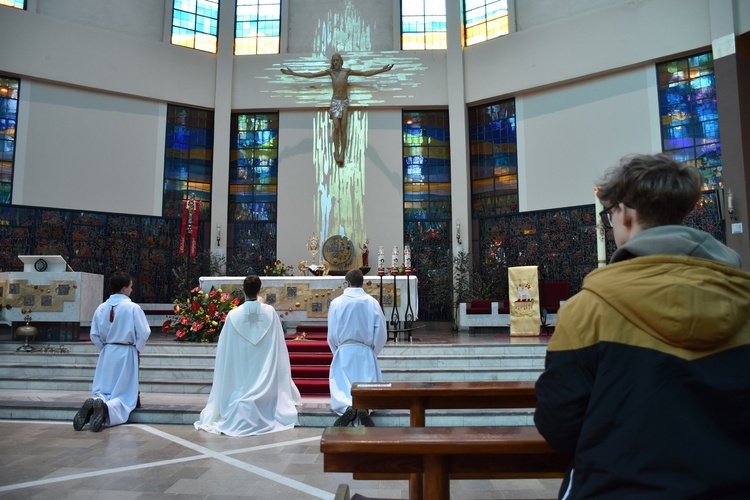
[595,188,606,268]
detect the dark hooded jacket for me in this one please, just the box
[535,225,750,499]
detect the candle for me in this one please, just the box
[392,246,399,268]
[377,246,385,274]
[404,245,412,270]
[595,188,606,268]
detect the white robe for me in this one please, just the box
[90,293,151,426]
[195,300,301,436]
[327,287,387,415]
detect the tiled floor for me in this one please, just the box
[0,325,562,499]
[0,420,562,499]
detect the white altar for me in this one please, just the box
[199,275,418,324]
[0,271,104,326]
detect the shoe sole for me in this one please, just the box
[90,399,107,432]
[333,407,357,427]
[73,398,95,431]
[357,410,375,427]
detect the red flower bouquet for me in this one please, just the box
[162,286,244,342]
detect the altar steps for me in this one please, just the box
[0,337,548,427]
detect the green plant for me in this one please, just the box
[427,249,505,330]
[162,286,243,342]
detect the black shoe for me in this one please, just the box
[357,410,375,427]
[333,406,357,427]
[90,399,108,432]
[73,398,95,431]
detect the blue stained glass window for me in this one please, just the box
[401,0,447,50]
[469,99,517,217]
[171,0,219,53]
[163,105,215,218]
[657,52,723,189]
[235,0,281,55]
[402,110,452,320]
[0,76,19,204]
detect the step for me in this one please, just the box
[0,390,533,427]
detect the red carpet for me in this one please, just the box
[286,325,331,395]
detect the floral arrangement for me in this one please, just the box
[162,286,243,342]
[263,259,294,276]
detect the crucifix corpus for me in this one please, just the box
[281,53,393,166]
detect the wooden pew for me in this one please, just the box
[351,380,537,427]
[349,380,540,498]
[321,426,569,500]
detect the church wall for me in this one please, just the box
[517,66,661,212]
[14,81,165,216]
[276,109,403,271]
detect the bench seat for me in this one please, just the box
[321,426,569,500]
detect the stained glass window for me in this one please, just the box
[0,77,19,204]
[469,98,517,270]
[657,52,722,189]
[465,0,509,47]
[469,99,517,217]
[401,0,447,50]
[171,0,219,53]
[403,110,452,320]
[0,0,25,9]
[235,0,281,55]
[163,105,215,218]
[228,112,279,274]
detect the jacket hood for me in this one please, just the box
[611,225,742,267]
[584,255,750,350]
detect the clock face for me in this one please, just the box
[322,235,354,267]
[34,259,48,272]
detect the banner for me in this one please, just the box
[179,197,200,257]
[508,265,540,336]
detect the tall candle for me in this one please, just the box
[377,246,385,273]
[392,246,399,268]
[595,188,606,268]
[404,245,412,270]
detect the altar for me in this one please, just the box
[0,271,103,326]
[199,275,418,325]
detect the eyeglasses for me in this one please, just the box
[599,205,616,229]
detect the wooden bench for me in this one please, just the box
[351,380,537,427]
[321,426,569,500]
[350,380,540,498]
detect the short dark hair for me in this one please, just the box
[109,271,132,294]
[243,275,262,297]
[596,153,701,229]
[345,269,364,288]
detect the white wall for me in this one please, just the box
[15,81,165,215]
[518,66,662,211]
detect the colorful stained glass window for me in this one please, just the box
[0,76,19,204]
[228,112,279,274]
[657,52,722,189]
[403,110,452,320]
[465,0,509,47]
[401,0,447,50]
[235,0,281,55]
[0,0,25,9]
[171,0,219,53]
[163,105,215,218]
[469,99,517,218]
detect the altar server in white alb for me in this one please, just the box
[195,275,301,436]
[73,271,151,432]
[327,268,387,427]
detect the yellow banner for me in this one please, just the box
[508,266,540,336]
